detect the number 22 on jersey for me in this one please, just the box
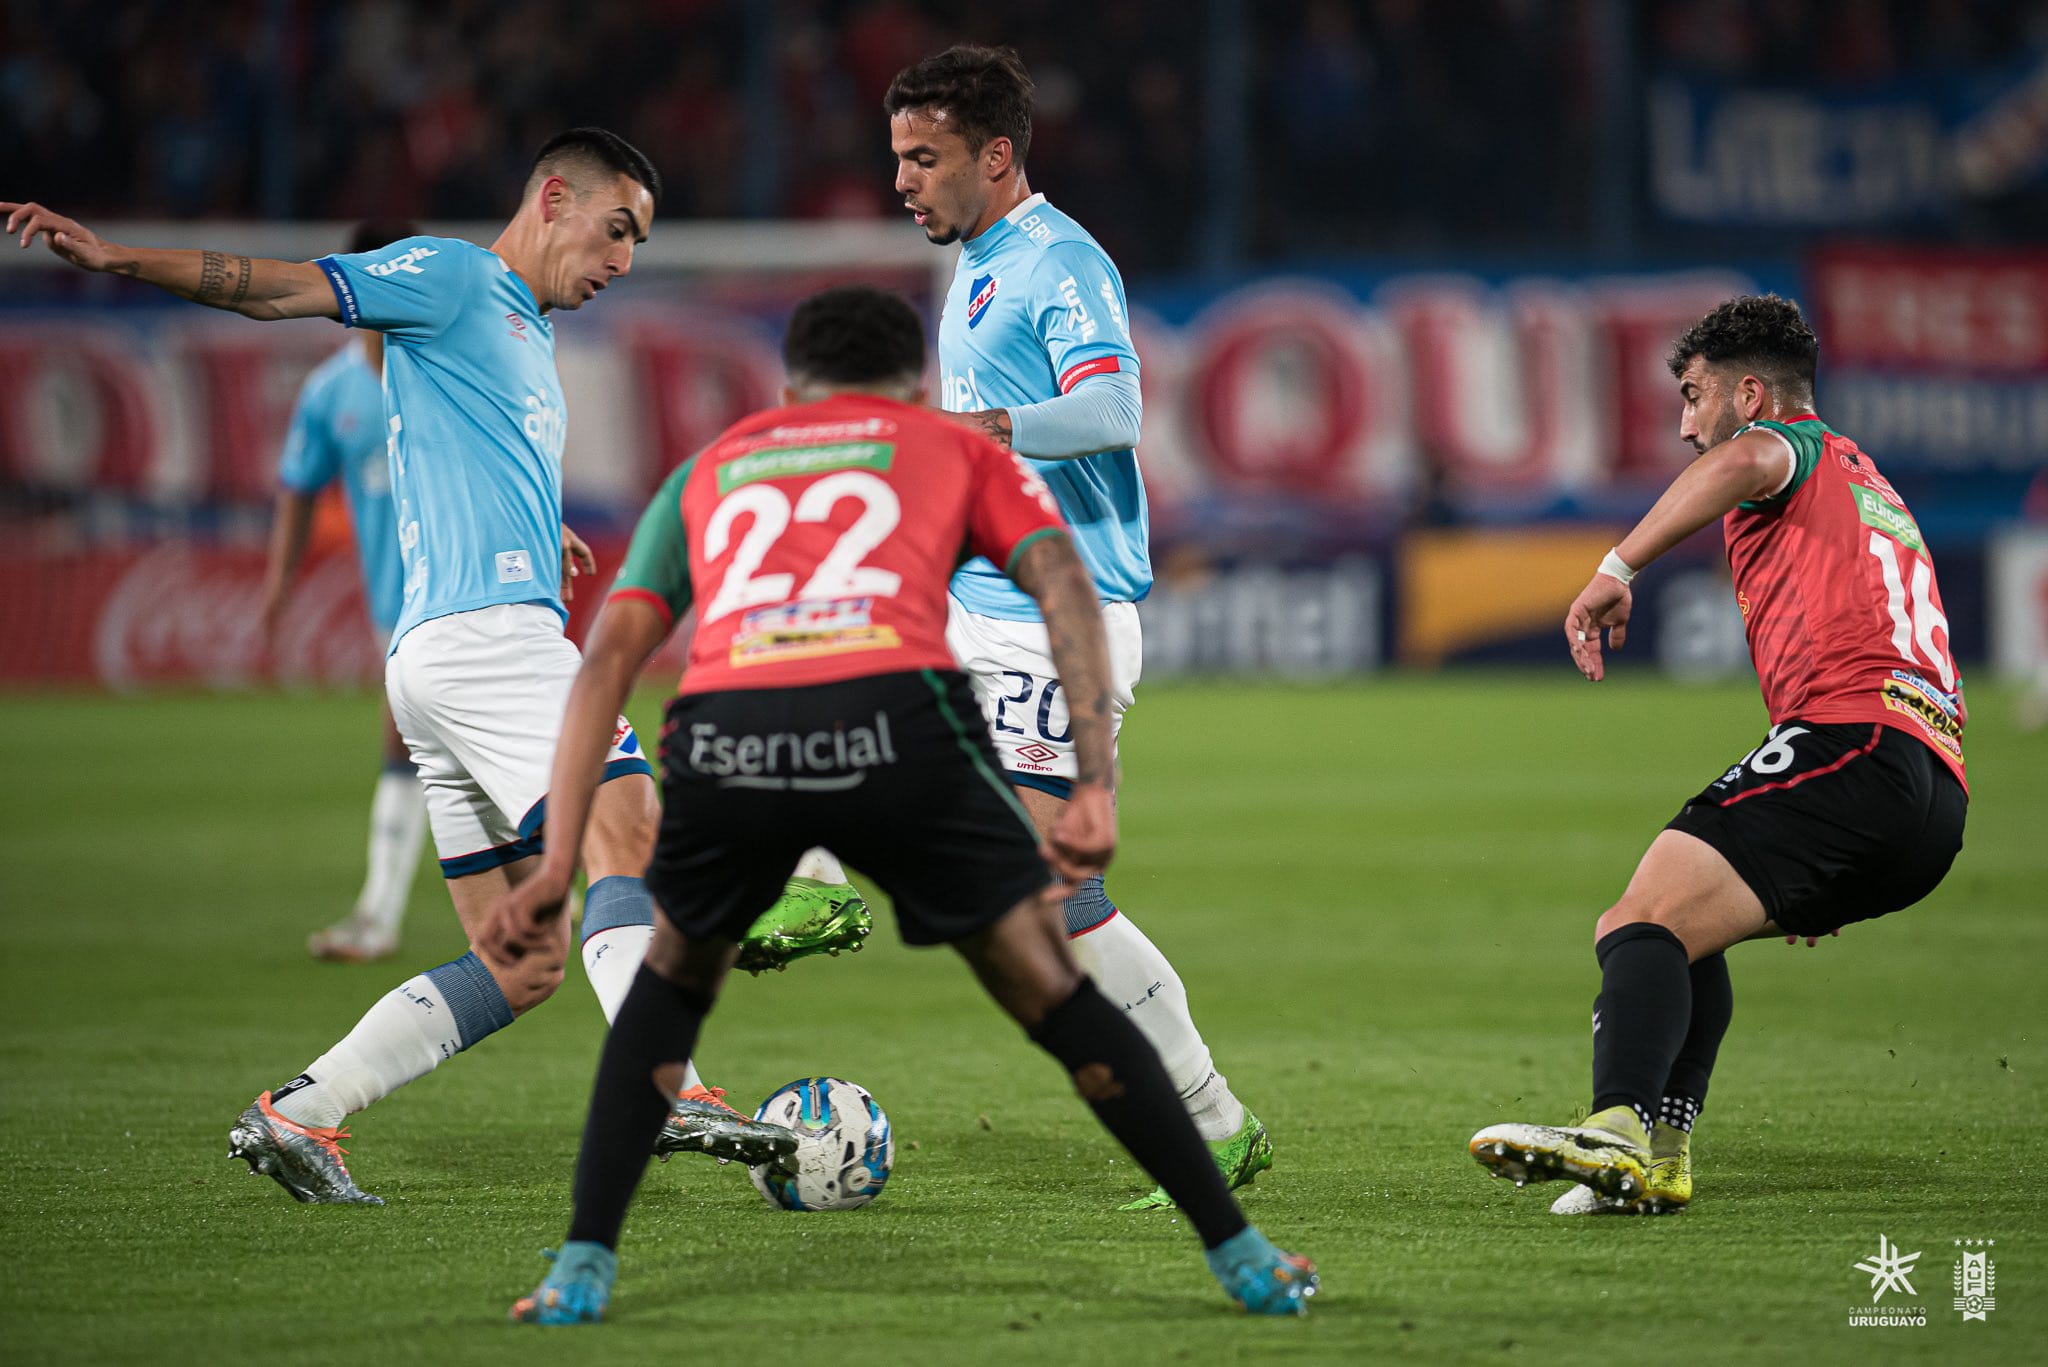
[701,471,903,623]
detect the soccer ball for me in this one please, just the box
[748,1077,894,1211]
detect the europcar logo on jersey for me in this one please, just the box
[967,273,999,329]
[1848,1234,1928,1328]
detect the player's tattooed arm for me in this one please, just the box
[1013,532,1118,880]
[1,202,338,320]
[937,408,1014,448]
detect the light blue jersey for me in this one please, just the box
[939,194,1150,621]
[315,236,566,651]
[277,341,404,632]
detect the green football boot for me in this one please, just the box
[1550,1121,1692,1214]
[1469,1104,1650,1202]
[734,877,872,975]
[1120,1110,1274,1211]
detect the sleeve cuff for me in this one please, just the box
[315,257,360,328]
[606,585,676,630]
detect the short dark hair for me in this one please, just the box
[783,286,925,387]
[883,44,1034,163]
[348,220,418,255]
[528,127,661,205]
[1667,294,1819,398]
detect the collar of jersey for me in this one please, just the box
[962,193,1047,265]
[493,251,551,330]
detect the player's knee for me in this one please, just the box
[642,920,734,1001]
[1001,942,1083,1031]
[501,958,566,1015]
[1594,903,1638,942]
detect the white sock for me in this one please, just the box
[351,769,427,936]
[272,974,467,1128]
[581,924,703,1092]
[793,847,846,882]
[1181,1067,1247,1142]
[582,924,653,1023]
[1070,911,1244,1141]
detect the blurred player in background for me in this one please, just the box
[6,129,831,1204]
[886,45,1271,1212]
[1469,295,1968,1213]
[260,219,427,964]
[488,285,1317,1323]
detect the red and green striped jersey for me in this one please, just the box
[1724,415,1966,787]
[610,395,1069,695]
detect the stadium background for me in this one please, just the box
[3,6,2048,1363]
[3,0,2045,686]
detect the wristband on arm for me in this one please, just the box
[1597,548,1637,585]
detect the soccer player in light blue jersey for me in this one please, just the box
[886,46,1273,1211]
[260,220,428,965]
[6,130,807,1202]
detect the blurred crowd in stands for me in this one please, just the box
[3,0,2044,276]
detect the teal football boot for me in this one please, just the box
[511,1242,616,1325]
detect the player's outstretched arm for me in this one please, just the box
[480,598,670,965]
[1010,533,1117,882]
[1567,431,1793,682]
[3,202,337,320]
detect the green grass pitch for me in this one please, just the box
[2,676,2042,1364]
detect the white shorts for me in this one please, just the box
[385,602,650,877]
[944,598,1141,794]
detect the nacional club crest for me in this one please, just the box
[967,273,999,329]
[1953,1242,1997,1322]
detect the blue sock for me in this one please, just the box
[424,950,516,1049]
[1062,875,1117,937]
[582,875,656,944]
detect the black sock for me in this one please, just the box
[1590,923,1691,1136]
[1029,978,1247,1249]
[1658,952,1732,1132]
[566,965,715,1249]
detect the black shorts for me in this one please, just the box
[646,668,1053,947]
[1664,720,1966,938]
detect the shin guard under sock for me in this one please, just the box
[1590,922,1691,1134]
[1660,951,1732,1131]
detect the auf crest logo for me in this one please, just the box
[367,245,439,277]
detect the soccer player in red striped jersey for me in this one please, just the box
[1469,295,1968,1213]
[484,286,1316,1321]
